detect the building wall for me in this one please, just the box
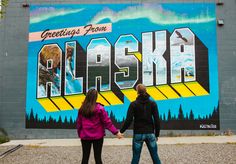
[0,0,235,139]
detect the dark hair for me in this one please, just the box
[136,84,146,95]
[79,89,98,117]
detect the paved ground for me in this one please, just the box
[1,136,236,164]
[0,144,236,164]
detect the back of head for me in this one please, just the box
[80,89,98,117]
[136,84,147,95]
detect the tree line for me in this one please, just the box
[26,103,219,130]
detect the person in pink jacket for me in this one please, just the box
[76,88,123,164]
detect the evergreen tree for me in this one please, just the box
[42,116,47,127]
[212,107,218,120]
[58,116,62,123]
[35,114,38,122]
[185,113,188,120]
[29,108,34,122]
[64,117,68,124]
[110,111,114,119]
[159,115,162,121]
[178,105,184,120]
[198,115,201,120]
[168,109,171,121]
[189,109,194,120]
[110,111,116,123]
[58,116,62,128]
[172,115,176,120]
[43,116,46,122]
[26,114,29,121]
[70,117,73,124]
[163,113,166,121]
[49,116,53,124]
[35,114,38,124]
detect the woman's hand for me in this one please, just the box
[116,131,124,139]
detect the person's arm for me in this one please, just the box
[152,102,160,138]
[100,107,119,135]
[120,103,134,133]
[76,111,82,137]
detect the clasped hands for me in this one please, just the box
[116,131,124,139]
[116,132,159,141]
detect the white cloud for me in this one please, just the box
[87,45,110,66]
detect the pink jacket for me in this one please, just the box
[76,103,118,140]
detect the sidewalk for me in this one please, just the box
[1,135,236,147]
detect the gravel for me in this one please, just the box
[0,144,236,164]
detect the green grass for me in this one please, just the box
[226,142,236,144]
[0,135,9,144]
[0,128,9,144]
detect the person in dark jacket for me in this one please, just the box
[120,84,161,164]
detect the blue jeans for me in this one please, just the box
[132,133,161,164]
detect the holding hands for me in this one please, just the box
[116,131,124,139]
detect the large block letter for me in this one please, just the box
[64,41,83,95]
[170,28,196,83]
[114,35,139,89]
[142,31,167,86]
[37,44,62,98]
[87,38,111,91]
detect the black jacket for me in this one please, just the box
[120,93,160,137]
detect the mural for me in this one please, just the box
[26,3,219,130]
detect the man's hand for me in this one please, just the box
[116,131,124,139]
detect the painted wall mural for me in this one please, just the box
[26,3,219,130]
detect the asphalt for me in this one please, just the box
[1,135,236,147]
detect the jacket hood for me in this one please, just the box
[136,93,150,104]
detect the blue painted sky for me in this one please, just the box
[26,3,218,122]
